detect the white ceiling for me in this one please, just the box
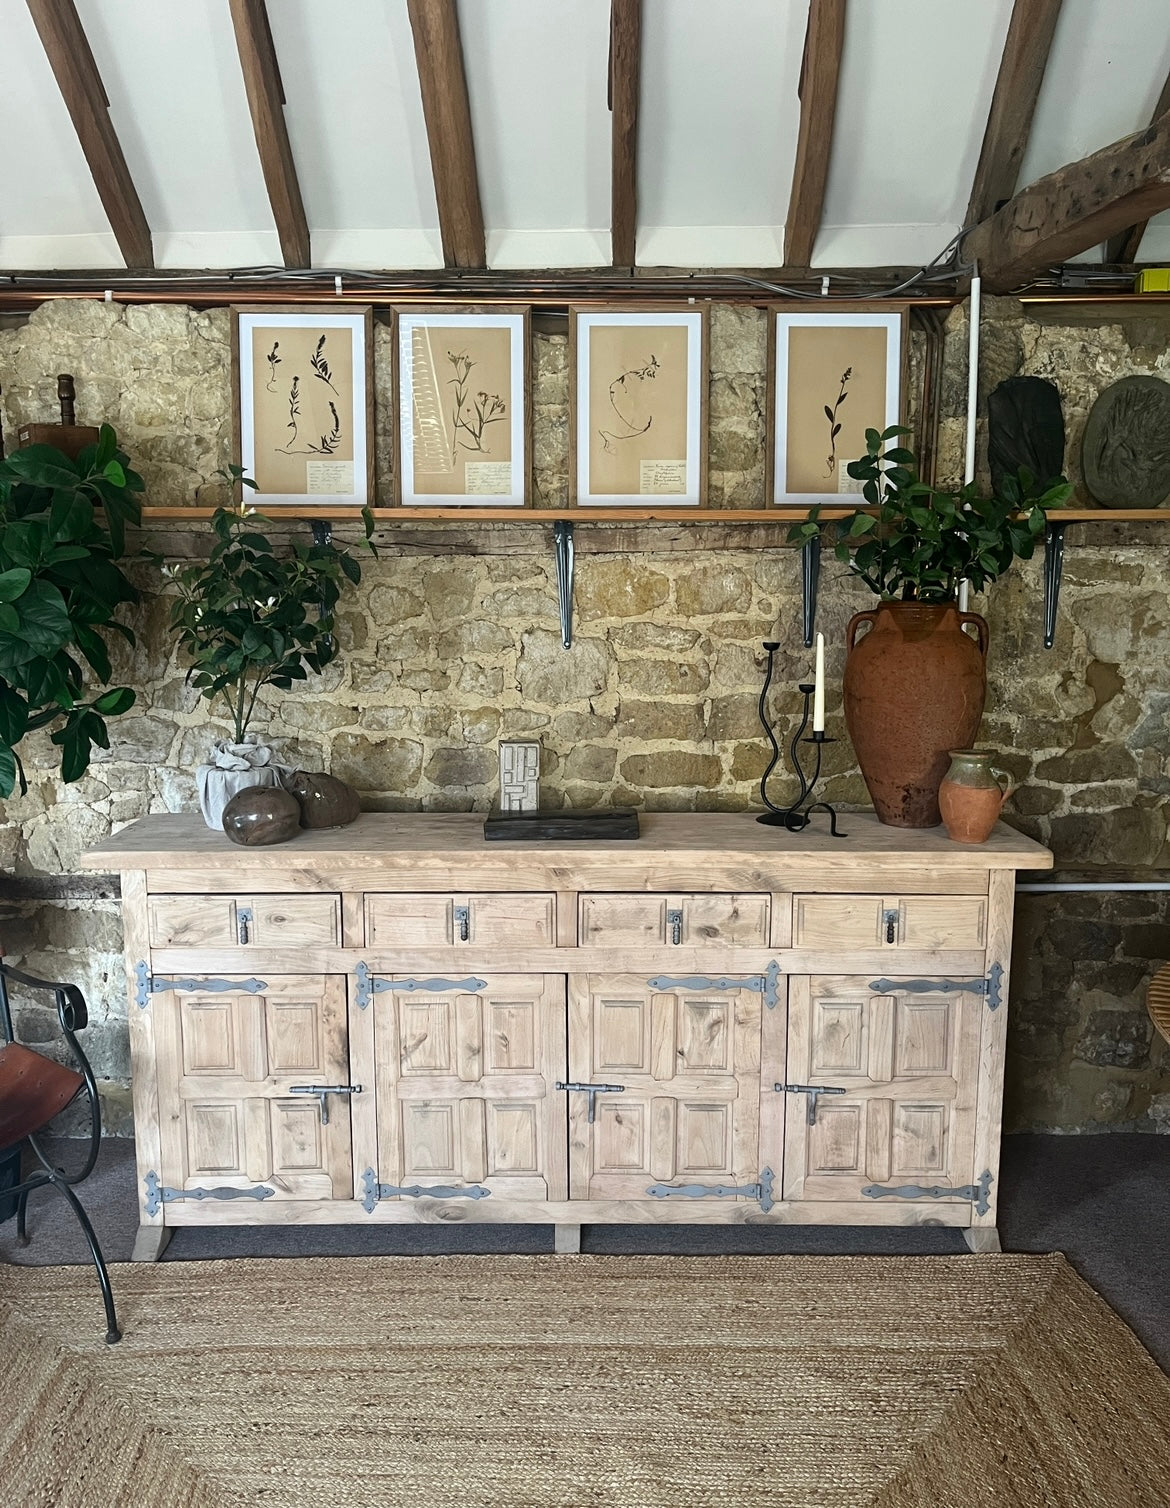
[1,0,1168,273]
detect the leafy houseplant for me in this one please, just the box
[787,426,1073,829]
[0,425,143,797]
[168,498,368,827]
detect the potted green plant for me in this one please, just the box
[0,425,144,798]
[168,496,368,828]
[789,426,1071,827]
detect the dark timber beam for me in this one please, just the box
[784,0,846,269]
[406,0,486,270]
[965,0,1063,226]
[25,0,153,269]
[228,0,310,268]
[962,114,1170,290]
[609,0,642,268]
[1106,69,1170,263]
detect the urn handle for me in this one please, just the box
[959,611,989,657]
[846,610,879,652]
[991,765,1018,805]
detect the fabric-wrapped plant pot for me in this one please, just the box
[196,740,287,831]
[844,602,988,828]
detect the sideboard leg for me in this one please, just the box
[554,1223,582,1255]
[131,1224,173,1263]
[963,1226,1001,1254]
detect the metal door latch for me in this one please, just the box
[237,906,253,945]
[556,1081,625,1122]
[666,908,683,945]
[288,1083,362,1125]
[453,904,470,942]
[883,907,898,944]
[778,1081,846,1125]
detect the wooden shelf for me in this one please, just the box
[138,505,1170,524]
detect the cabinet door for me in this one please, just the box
[781,975,981,1204]
[153,975,352,1201]
[374,974,567,1200]
[566,973,764,1201]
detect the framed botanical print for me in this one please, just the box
[394,306,530,506]
[234,306,373,507]
[767,303,908,505]
[570,306,707,506]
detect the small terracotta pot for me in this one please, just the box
[938,749,1017,844]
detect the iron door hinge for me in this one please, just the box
[135,963,269,1008]
[354,963,488,1010]
[648,959,782,1010]
[288,1083,362,1125]
[143,1171,275,1217]
[556,1080,625,1123]
[647,1167,775,1214]
[777,1081,847,1124]
[868,962,1004,1010]
[861,1168,993,1217]
[360,1167,491,1214]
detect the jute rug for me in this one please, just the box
[1,1253,1167,1508]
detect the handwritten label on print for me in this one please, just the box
[306,460,355,495]
[639,459,687,495]
[465,461,512,495]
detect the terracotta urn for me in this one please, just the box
[843,601,989,828]
[938,749,1017,843]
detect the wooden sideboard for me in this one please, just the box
[81,811,1052,1260]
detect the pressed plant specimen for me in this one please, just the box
[599,353,659,453]
[278,375,301,452]
[310,333,338,394]
[308,402,343,456]
[824,366,852,477]
[446,350,507,463]
[265,341,281,392]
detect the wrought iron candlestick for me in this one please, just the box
[756,641,846,836]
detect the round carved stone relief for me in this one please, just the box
[1082,375,1170,509]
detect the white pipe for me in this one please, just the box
[957,270,981,614]
[1016,882,1170,893]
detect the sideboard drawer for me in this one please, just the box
[148,894,341,948]
[792,893,987,951]
[579,892,770,948]
[364,892,556,948]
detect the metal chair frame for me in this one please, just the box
[0,961,120,1343]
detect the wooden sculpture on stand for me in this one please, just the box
[16,374,100,460]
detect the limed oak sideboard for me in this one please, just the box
[81,812,1052,1260]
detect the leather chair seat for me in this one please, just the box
[0,1041,85,1148]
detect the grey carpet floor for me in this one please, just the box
[3,1132,1167,1371]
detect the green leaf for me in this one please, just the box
[94,424,117,470]
[2,446,81,489]
[0,744,16,799]
[102,459,127,488]
[849,513,877,536]
[0,568,31,603]
[0,687,29,747]
[93,686,135,716]
[10,580,73,656]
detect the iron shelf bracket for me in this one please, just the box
[553,519,575,649]
[1043,518,1068,649]
[801,530,821,648]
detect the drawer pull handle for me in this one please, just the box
[883,908,898,945]
[237,907,253,945]
[454,904,470,942]
[666,908,683,946]
[289,1083,363,1126]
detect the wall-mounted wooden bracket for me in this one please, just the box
[1043,519,1068,649]
[553,519,575,649]
[801,531,822,647]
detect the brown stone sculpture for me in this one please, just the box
[1082,375,1170,508]
[285,770,361,829]
[221,786,301,846]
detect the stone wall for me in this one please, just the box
[0,295,1167,1135]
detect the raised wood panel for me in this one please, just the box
[364,892,556,947]
[567,973,763,1201]
[793,893,987,950]
[579,893,769,947]
[373,973,566,1201]
[154,975,352,1202]
[148,893,340,947]
[782,975,981,1204]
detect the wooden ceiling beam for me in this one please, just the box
[609,0,642,268]
[228,0,310,269]
[784,0,846,269]
[406,0,486,270]
[963,114,1170,290]
[1106,69,1170,264]
[965,0,1063,226]
[25,0,153,269]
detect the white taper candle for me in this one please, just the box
[813,632,825,733]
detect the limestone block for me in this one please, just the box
[516,630,611,705]
[330,735,423,794]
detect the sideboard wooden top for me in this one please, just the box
[80,811,1053,873]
